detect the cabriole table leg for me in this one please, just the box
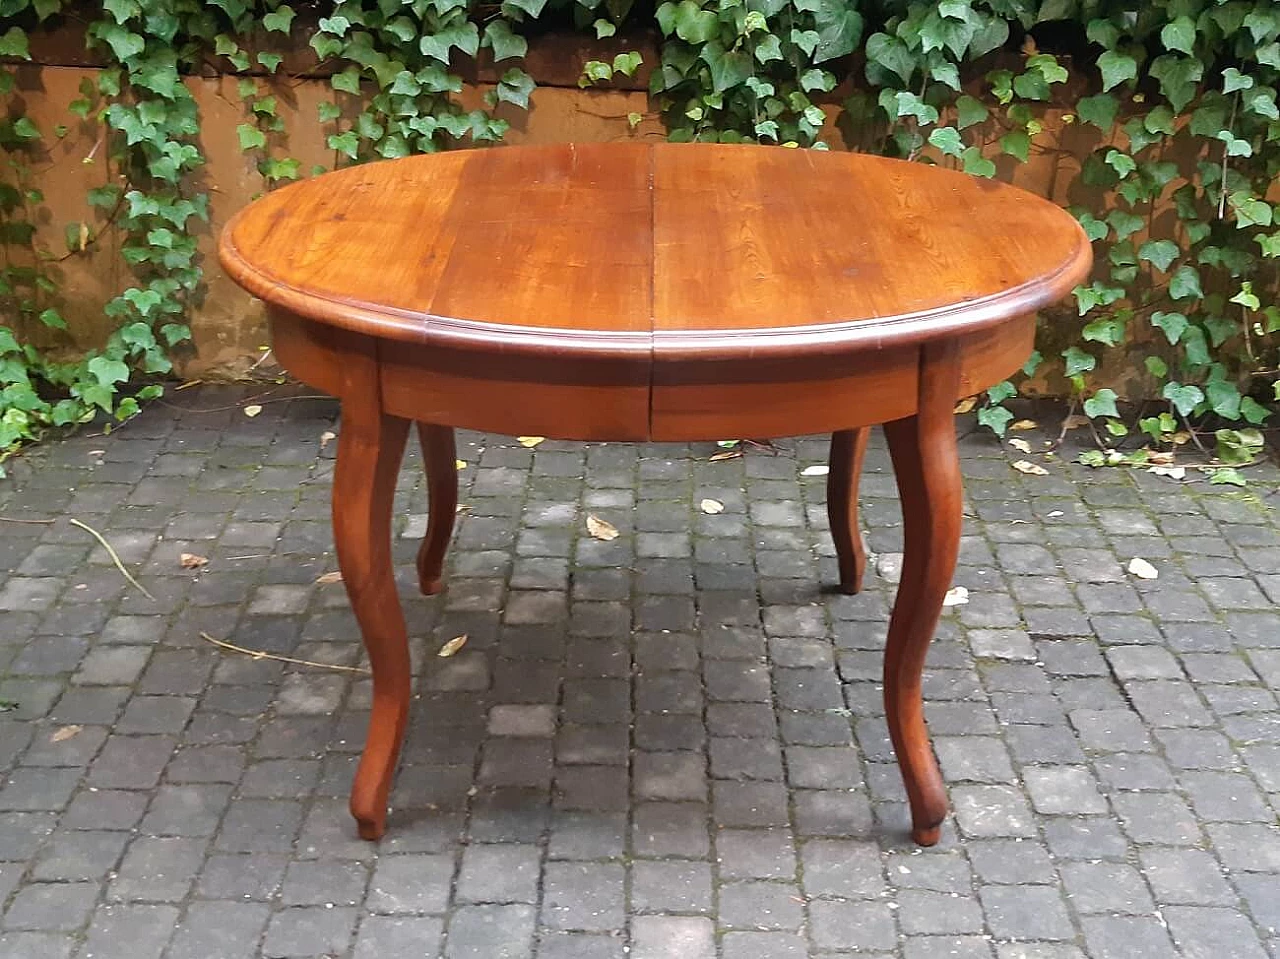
[333,399,412,841]
[415,422,458,596]
[827,427,870,594]
[882,341,963,846]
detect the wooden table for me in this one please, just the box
[219,143,1090,847]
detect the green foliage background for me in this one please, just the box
[1,0,1278,474]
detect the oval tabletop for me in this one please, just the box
[219,142,1092,362]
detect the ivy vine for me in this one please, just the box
[1,0,1277,479]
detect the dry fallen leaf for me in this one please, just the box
[943,586,970,607]
[517,436,545,448]
[243,404,262,418]
[1010,419,1038,431]
[1008,438,1033,454]
[51,725,82,744]
[455,459,467,470]
[437,635,468,657]
[700,498,725,514]
[1171,431,1192,446]
[1047,510,1064,518]
[319,430,336,450]
[800,464,830,477]
[708,450,743,462]
[1012,460,1049,476]
[953,397,978,414]
[179,553,209,569]
[586,514,620,541]
[315,571,343,585]
[1128,557,1159,580]
[1148,465,1186,480]
[1062,414,1090,431]
[455,504,472,513]
[1148,451,1175,465]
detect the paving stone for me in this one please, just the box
[167,901,270,959]
[541,862,624,932]
[262,905,357,957]
[631,916,714,959]
[978,885,1075,940]
[630,860,713,914]
[810,899,897,951]
[76,904,180,959]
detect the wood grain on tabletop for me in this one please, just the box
[219,142,1092,361]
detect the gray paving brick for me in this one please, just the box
[446,904,536,959]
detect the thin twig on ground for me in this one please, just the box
[68,518,155,601]
[199,631,371,674]
[0,516,56,525]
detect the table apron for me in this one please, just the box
[268,307,1035,440]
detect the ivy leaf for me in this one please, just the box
[1149,54,1203,112]
[955,95,987,130]
[0,26,30,59]
[1000,131,1030,162]
[496,68,535,108]
[262,5,295,33]
[1097,50,1137,91]
[1243,10,1278,43]
[928,126,964,157]
[95,23,145,62]
[673,1,719,43]
[1169,265,1204,300]
[798,0,862,64]
[865,32,916,84]
[236,123,266,151]
[1083,315,1125,346]
[1062,345,1096,377]
[1222,67,1254,93]
[484,21,528,61]
[88,356,130,386]
[1151,311,1189,344]
[1230,193,1273,227]
[977,405,1014,436]
[1082,388,1119,419]
[1138,239,1178,272]
[318,101,342,123]
[705,47,752,93]
[612,52,642,76]
[800,69,835,93]
[1104,149,1135,178]
[1161,16,1196,55]
[503,0,548,17]
[754,34,782,64]
[1076,93,1117,129]
[931,61,960,91]
[961,146,995,178]
[1106,209,1143,241]
[1206,381,1242,419]
[791,29,819,57]
[1162,381,1204,416]
[1240,397,1271,425]
[331,69,362,95]
[257,53,283,73]
[327,130,359,158]
[1216,131,1253,157]
[1246,89,1279,120]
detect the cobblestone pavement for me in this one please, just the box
[1,383,1279,959]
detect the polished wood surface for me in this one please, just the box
[221,143,1090,361]
[217,143,1091,848]
[828,428,871,595]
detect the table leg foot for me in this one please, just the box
[334,400,412,842]
[416,423,457,596]
[828,427,870,594]
[883,341,963,848]
[912,824,942,847]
